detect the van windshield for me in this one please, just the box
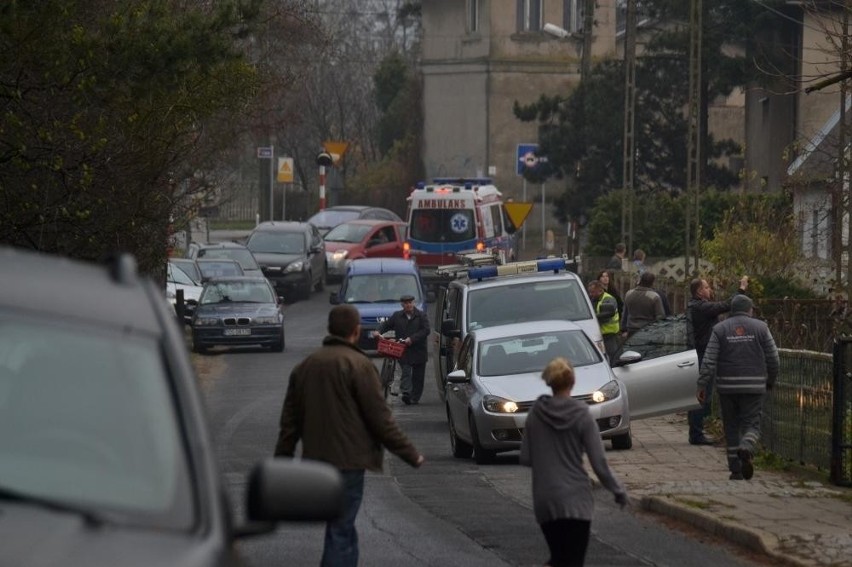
[466,280,593,330]
[409,209,475,243]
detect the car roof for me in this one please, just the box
[252,221,311,232]
[346,258,419,275]
[470,320,583,341]
[335,219,406,227]
[321,205,371,212]
[196,257,241,264]
[197,241,250,249]
[1,246,165,335]
[205,275,270,284]
[453,270,582,290]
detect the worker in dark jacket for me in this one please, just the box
[373,294,431,405]
[697,295,779,481]
[275,304,423,566]
[686,275,749,445]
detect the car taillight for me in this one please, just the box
[403,241,410,260]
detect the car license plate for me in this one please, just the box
[224,328,251,336]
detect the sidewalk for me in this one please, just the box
[604,413,852,566]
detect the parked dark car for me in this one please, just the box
[191,242,263,278]
[0,246,342,567]
[191,276,285,353]
[324,219,408,282]
[196,257,245,283]
[307,205,402,236]
[245,221,327,301]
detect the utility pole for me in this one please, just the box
[622,0,637,256]
[581,0,594,80]
[685,0,702,277]
[841,5,850,297]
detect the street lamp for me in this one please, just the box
[543,23,570,39]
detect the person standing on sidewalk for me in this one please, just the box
[621,271,664,338]
[606,242,627,271]
[697,295,779,480]
[521,357,628,566]
[275,304,425,566]
[372,294,431,405]
[686,275,749,445]
[597,269,623,315]
[587,280,620,363]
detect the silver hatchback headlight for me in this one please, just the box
[591,380,621,404]
[483,395,519,413]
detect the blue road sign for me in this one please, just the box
[517,143,546,176]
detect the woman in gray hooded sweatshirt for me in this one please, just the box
[520,357,628,567]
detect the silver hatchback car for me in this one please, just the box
[445,320,700,463]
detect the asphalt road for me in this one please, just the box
[194,281,760,567]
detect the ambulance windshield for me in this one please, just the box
[410,209,475,243]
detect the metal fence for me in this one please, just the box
[748,347,851,486]
[762,349,833,471]
[831,338,852,486]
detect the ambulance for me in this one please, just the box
[404,177,516,289]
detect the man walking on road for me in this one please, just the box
[275,304,425,566]
[697,295,778,480]
[373,294,431,405]
[686,275,749,445]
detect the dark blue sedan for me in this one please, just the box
[191,276,285,353]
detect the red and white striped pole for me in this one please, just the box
[316,150,333,212]
[318,165,326,210]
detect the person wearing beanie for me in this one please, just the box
[686,275,749,445]
[697,294,779,480]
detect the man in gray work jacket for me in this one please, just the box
[697,295,779,480]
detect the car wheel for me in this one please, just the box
[611,430,633,450]
[469,413,496,464]
[447,406,473,458]
[315,264,326,292]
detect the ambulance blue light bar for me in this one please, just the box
[467,258,567,280]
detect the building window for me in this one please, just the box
[564,0,583,33]
[517,0,543,32]
[468,0,479,33]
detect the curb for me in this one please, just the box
[639,496,812,567]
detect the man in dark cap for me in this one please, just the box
[686,275,749,445]
[697,295,779,480]
[373,294,431,404]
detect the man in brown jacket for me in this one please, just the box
[275,304,424,567]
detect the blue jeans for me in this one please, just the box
[321,469,365,567]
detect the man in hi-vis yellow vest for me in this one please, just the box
[588,280,620,364]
